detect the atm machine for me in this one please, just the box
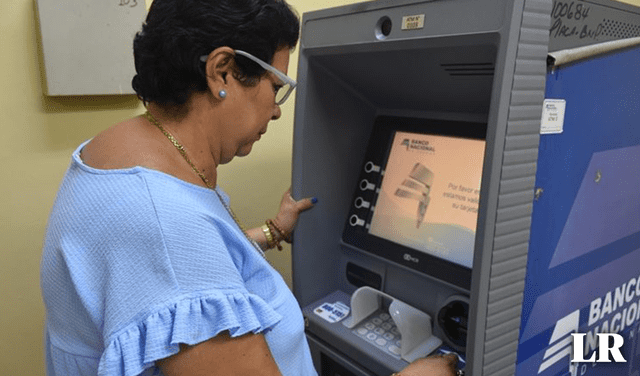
[290,0,640,375]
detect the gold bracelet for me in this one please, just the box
[261,224,274,249]
[270,218,292,243]
[265,220,284,251]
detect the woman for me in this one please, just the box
[41,0,458,375]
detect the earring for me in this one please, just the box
[219,90,227,99]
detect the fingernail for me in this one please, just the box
[311,197,318,204]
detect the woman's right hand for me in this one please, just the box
[395,353,459,376]
[274,187,316,236]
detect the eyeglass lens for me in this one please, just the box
[275,83,293,105]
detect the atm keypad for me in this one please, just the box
[352,310,402,358]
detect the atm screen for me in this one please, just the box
[343,116,487,289]
[369,131,486,269]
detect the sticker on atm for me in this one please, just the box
[541,99,566,134]
[314,301,350,323]
[402,14,425,30]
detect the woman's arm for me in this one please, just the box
[157,332,282,376]
[158,335,459,376]
[246,226,271,250]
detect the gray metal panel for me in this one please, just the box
[501,162,538,180]
[292,0,552,375]
[291,55,377,306]
[498,177,537,195]
[496,217,533,237]
[306,335,376,376]
[487,294,524,316]
[467,0,552,375]
[302,0,505,49]
[493,255,529,277]
[548,0,640,51]
[309,42,498,115]
[487,304,525,328]
[505,134,541,150]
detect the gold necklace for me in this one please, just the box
[143,110,264,255]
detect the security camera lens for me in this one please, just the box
[375,16,392,40]
[381,18,392,36]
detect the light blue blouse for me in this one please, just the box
[41,141,316,376]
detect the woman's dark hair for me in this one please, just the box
[132,0,300,108]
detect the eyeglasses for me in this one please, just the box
[200,49,297,105]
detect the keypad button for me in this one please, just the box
[375,338,387,347]
[353,311,411,359]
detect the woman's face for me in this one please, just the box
[227,47,290,159]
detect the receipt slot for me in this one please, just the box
[291,0,640,375]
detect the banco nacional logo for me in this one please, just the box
[539,310,580,375]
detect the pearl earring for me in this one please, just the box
[219,90,227,99]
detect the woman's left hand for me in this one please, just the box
[274,187,316,236]
[395,353,459,376]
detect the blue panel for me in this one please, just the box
[516,46,640,376]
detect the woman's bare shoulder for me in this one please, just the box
[80,116,168,171]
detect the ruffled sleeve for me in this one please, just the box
[43,165,293,376]
[98,291,282,376]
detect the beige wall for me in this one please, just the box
[2,0,640,374]
[617,0,640,5]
